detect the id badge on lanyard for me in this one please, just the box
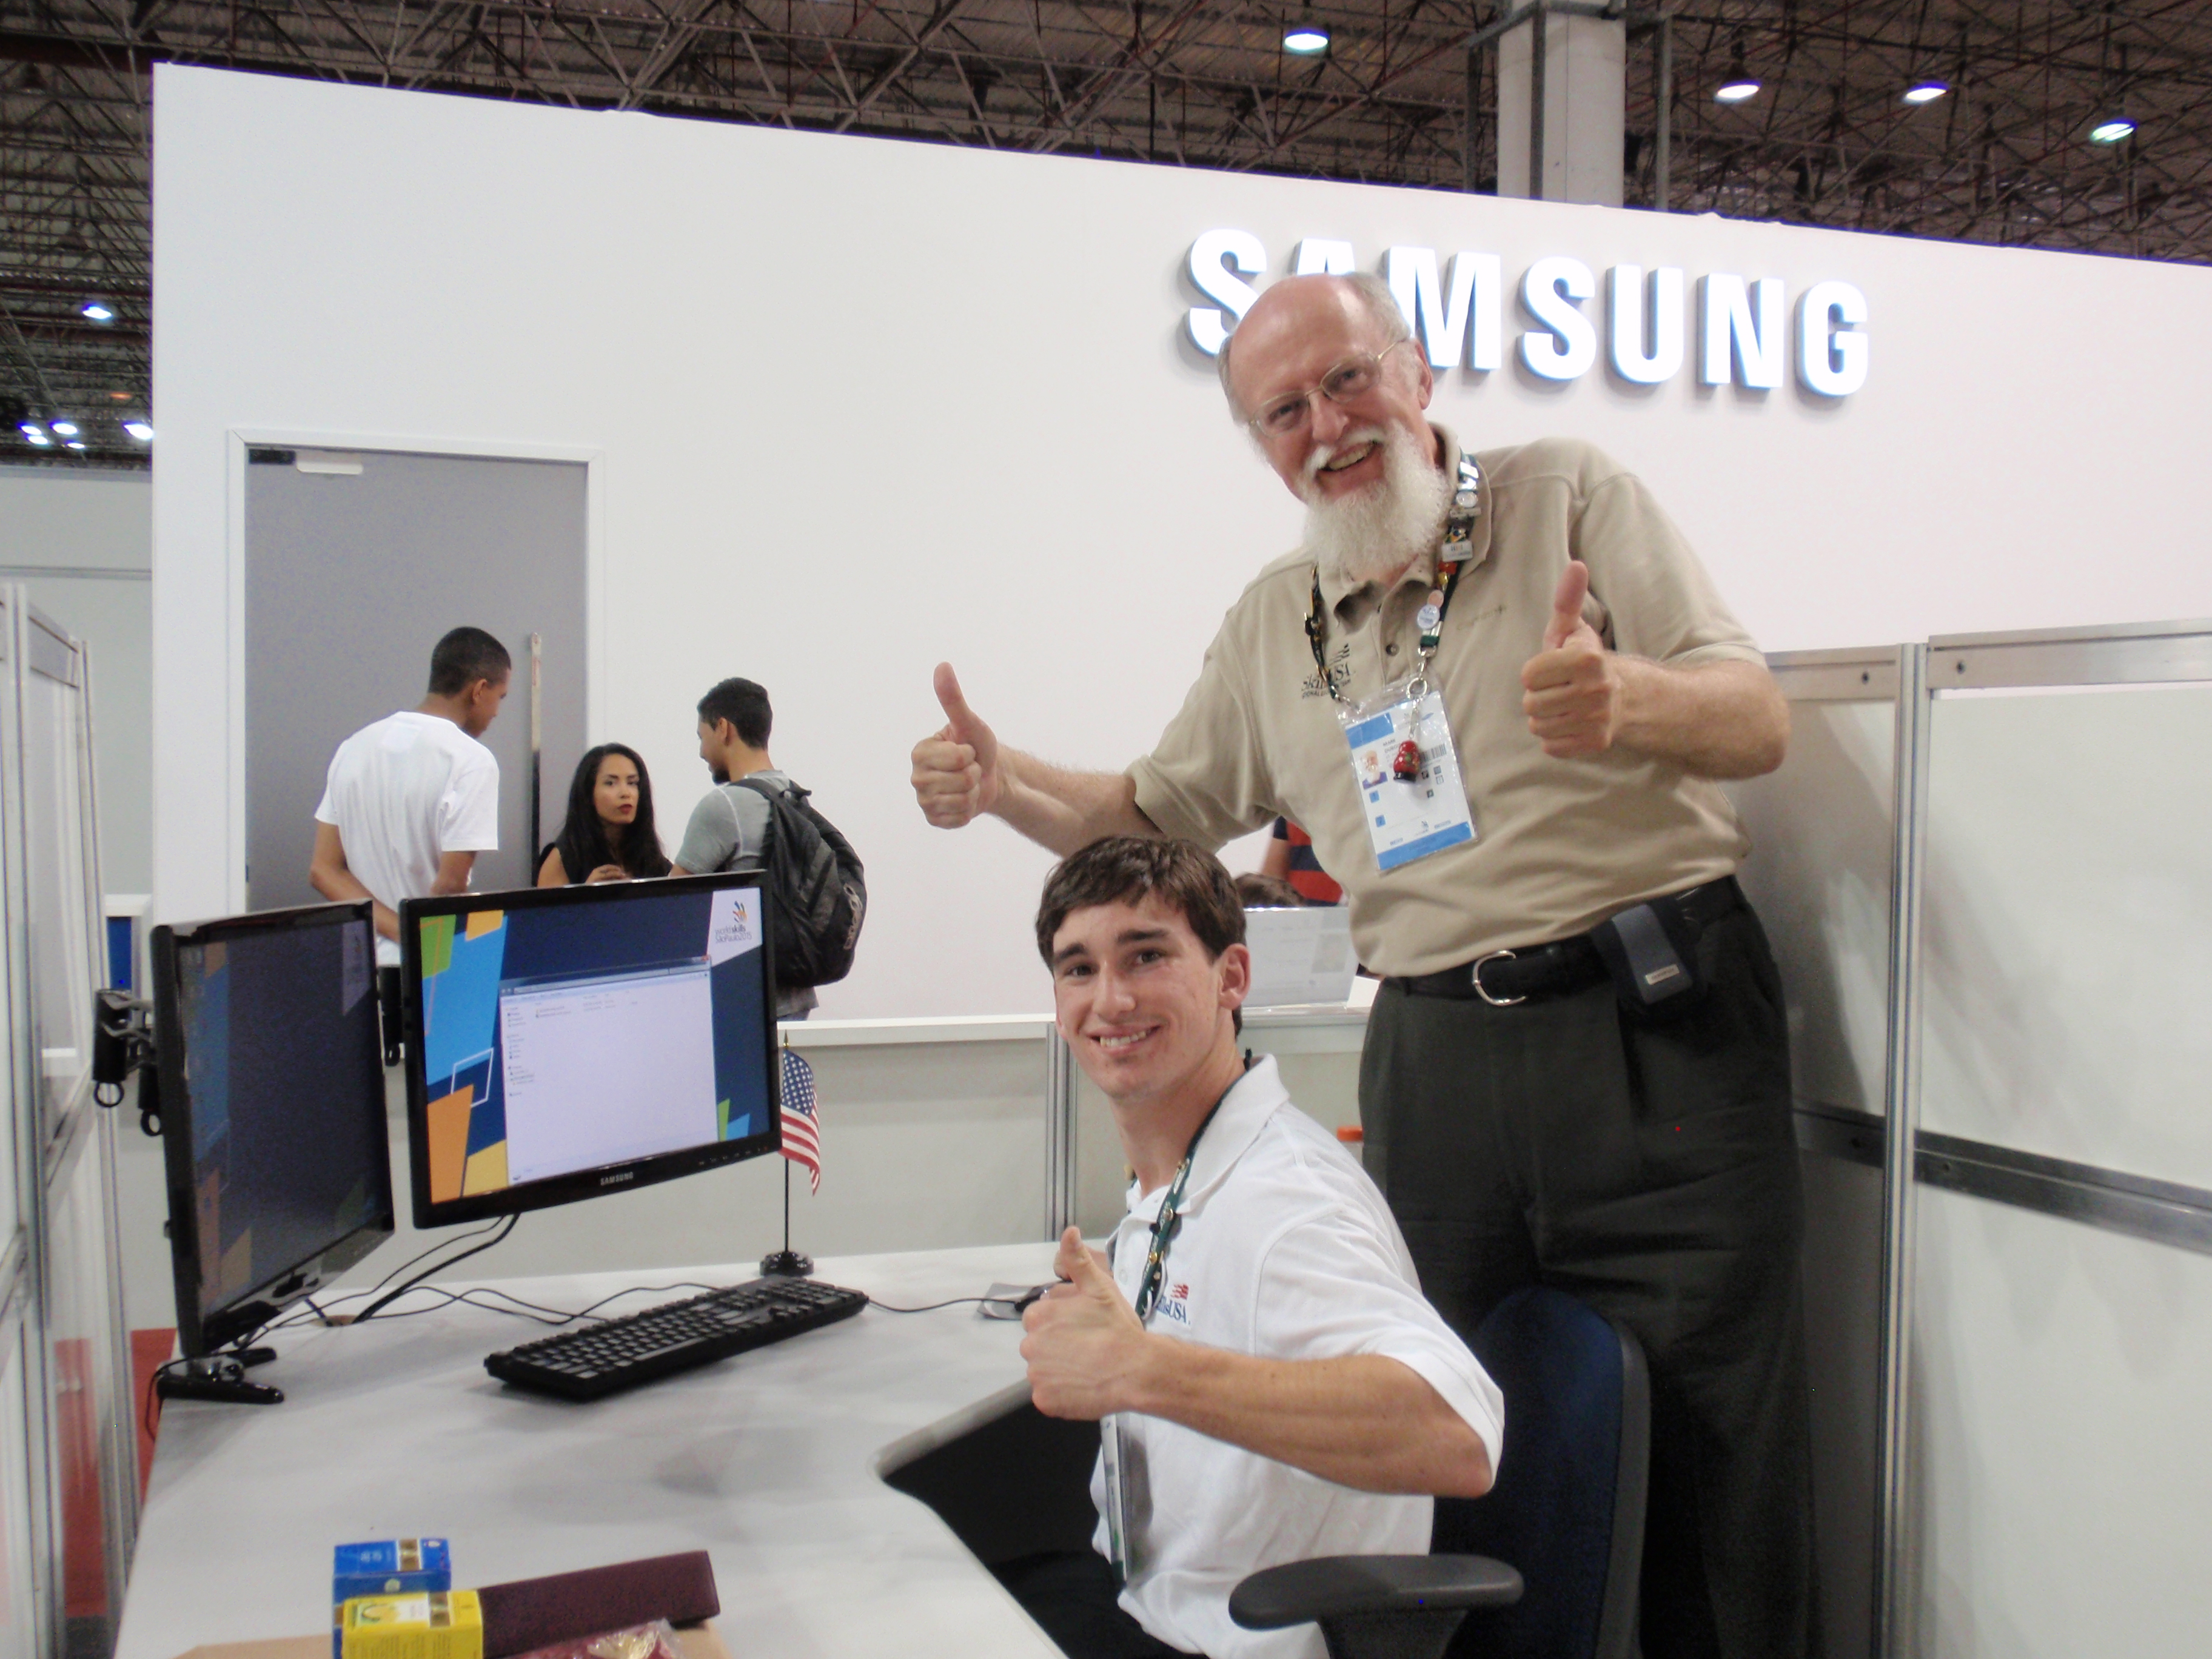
[1100,1414,1150,1586]
[1339,680,1475,870]
[1309,453,1484,874]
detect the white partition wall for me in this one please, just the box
[152,65,2212,1022]
[1729,649,1906,1659]
[1903,624,2212,1658]
[1,591,137,1659]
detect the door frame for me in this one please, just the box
[222,429,606,916]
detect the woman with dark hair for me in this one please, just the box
[536,743,673,885]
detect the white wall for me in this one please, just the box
[1,467,152,894]
[151,65,2212,1019]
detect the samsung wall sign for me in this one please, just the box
[1187,231,1869,399]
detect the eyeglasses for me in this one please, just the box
[1246,338,1414,439]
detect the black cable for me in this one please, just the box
[871,1296,995,1314]
[352,1215,518,1323]
[360,1216,512,1299]
[287,1273,728,1333]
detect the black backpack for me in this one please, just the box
[734,777,867,988]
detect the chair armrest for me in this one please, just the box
[1229,1554,1524,1631]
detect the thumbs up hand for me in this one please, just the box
[1022,1227,1151,1420]
[911,662,1005,828]
[1520,560,1623,759]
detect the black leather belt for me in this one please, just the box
[1389,876,1746,1007]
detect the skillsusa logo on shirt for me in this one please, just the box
[1157,1282,1192,1324]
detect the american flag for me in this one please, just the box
[779,1050,822,1195]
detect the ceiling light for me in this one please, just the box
[1715,79,1760,104]
[1903,83,1948,105]
[50,419,79,437]
[64,441,85,451]
[21,423,52,447]
[2090,116,2136,144]
[123,421,154,442]
[109,390,131,401]
[1284,23,1330,53]
[81,300,115,323]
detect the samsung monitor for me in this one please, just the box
[150,902,395,1357]
[399,874,780,1229]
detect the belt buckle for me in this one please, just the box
[1472,949,1524,1008]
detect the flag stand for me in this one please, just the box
[759,1162,812,1278]
[761,1033,813,1278]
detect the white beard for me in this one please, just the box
[1300,424,1452,589]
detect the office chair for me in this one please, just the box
[1231,1287,1651,1659]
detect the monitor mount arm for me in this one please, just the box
[91,988,163,1137]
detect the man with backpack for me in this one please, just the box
[672,677,866,1019]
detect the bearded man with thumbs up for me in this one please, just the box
[912,271,1806,1659]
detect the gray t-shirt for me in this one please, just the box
[675,769,817,1018]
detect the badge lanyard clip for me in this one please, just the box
[1310,455,1483,873]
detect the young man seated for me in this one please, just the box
[1006,838,1504,1659]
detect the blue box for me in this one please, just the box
[333,1539,452,1602]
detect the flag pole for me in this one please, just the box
[762,1028,813,1278]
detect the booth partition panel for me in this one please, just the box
[0,591,135,1659]
[41,1120,131,1659]
[0,1308,41,1659]
[1905,624,2212,1658]
[17,612,101,1164]
[1728,648,1906,1659]
[0,598,23,1259]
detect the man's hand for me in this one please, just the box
[1520,560,1623,759]
[911,663,1004,829]
[1022,1227,1153,1420]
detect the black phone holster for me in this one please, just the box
[1588,876,1744,1020]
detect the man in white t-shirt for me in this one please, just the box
[1009,837,1504,1659]
[309,626,511,984]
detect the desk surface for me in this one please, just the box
[118,1242,1068,1659]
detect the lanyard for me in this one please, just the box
[1305,451,1483,705]
[1131,1064,1249,1322]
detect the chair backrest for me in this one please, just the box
[1431,1287,1650,1659]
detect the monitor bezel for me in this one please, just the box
[149,900,396,1358]
[398,872,782,1230]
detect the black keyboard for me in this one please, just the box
[485,1277,869,1401]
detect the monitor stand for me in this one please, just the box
[759,1249,813,1278]
[156,1348,283,1406]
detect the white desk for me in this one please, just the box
[117,1242,1071,1659]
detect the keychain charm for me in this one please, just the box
[1392,740,1423,780]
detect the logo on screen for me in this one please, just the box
[708,890,761,965]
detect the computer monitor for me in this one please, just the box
[149,902,395,1357]
[398,874,780,1229]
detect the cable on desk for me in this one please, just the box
[139,1278,725,1435]
[871,1296,996,1314]
[273,1279,728,1333]
[358,1216,514,1301]
[352,1215,520,1322]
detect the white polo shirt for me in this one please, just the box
[314,711,500,965]
[1091,1056,1504,1659]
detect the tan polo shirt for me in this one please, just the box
[1128,430,1763,977]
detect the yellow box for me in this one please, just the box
[338,1590,483,1659]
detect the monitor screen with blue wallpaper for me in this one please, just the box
[400,874,779,1227]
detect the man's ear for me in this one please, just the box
[1217,942,1253,1012]
[1412,351,1435,410]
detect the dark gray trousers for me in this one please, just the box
[1361,905,1814,1659]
